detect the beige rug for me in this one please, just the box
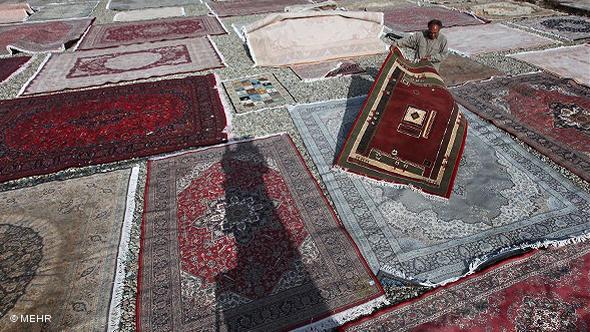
[0,3,32,23]
[113,6,185,22]
[443,23,556,55]
[24,37,224,95]
[509,44,590,87]
[439,53,504,86]
[245,11,387,66]
[0,168,138,331]
[453,0,559,21]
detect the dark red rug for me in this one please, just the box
[378,5,484,32]
[0,74,227,182]
[343,241,590,331]
[0,56,30,83]
[137,134,383,331]
[335,47,468,198]
[452,72,590,182]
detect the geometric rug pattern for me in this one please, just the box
[0,75,227,182]
[23,37,224,95]
[453,72,590,182]
[290,98,590,285]
[222,74,295,113]
[0,169,133,331]
[138,134,383,331]
[343,241,590,331]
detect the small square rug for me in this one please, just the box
[222,73,295,113]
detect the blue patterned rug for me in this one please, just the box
[289,98,590,285]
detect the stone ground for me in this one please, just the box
[0,0,588,330]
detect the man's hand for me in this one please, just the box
[420,56,431,61]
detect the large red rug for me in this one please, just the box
[78,16,227,50]
[0,56,30,83]
[335,47,468,198]
[0,18,93,55]
[343,241,590,331]
[0,74,227,183]
[453,72,590,182]
[137,134,383,331]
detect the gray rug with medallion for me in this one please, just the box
[514,15,590,41]
[289,98,590,285]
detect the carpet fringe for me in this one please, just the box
[107,166,140,332]
[207,34,227,68]
[382,231,590,288]
[292,295,389,331]
[72,20,93,51]
[231,23,246,42]
[17,52,50,97]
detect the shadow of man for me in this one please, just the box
[334,67,380,163]
[214,139,329,331]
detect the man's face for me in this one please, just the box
[427,24,440,39]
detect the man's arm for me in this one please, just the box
[393,32,418,50]
[429,36,449,63]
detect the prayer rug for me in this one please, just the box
[379,5,484,32]
[454,0,558,21]
[509,44,590,87]
[245,11,387,66]
[0,56,31,83]
[138,134,383,331]
[342,241,590,331]
[113,6,186,22]
[0,75,227,182]
[443,23,555,56]
[452,72,590,182]
[208,0,310,17]
[289,98,590,285]
[222,73,295,113]
[26,2,98,21]
[335,48,468,198]
[79,16,226,50]
[290,60,365,81]
[107,0,195,11]
[514,15,590,41]
[0,168,136,331]
[23,37,224,95]
[0,18,92,55]
[0,3,33,23]
[439,54,503,87]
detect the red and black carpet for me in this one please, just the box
[0,74,227,182]
[137,134,383,331]
[453,72,590,182]
[335,47,468,198]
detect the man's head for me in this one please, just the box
[427,19,443,39]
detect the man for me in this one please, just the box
[389,19,449,71]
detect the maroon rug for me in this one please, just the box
[138,134,383,331]
[343,242,590,331]
[0,74,227,183]
[0,18,93,55]
[78,16,227,50]
[453,72,590,182]
[379,5,484,31]
[0,56,30,83]
[208,0,309,17]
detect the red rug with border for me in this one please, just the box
[379,5,484,32]
[78,16,227,50]
[208,0,309,17]
[137,134,384,331]
[335,47,468,198]
[452,72,590,182]
[0,56,30,83]
[342,241,590,331]
[0,74,227,182]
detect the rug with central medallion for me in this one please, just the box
[452,72,590,182]
[335,47,468,198]
[137,134,384,331]
[290,97,590,285]
[0,74,227,183]
[342,241,590,331]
